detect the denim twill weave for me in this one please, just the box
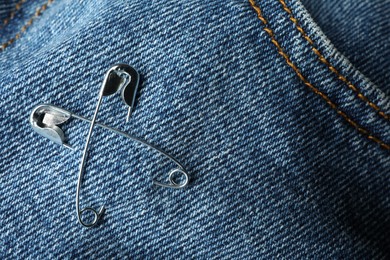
[300,0,390,94]
[0,0,389,258]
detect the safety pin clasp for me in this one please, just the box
[101,64,140,122]
[30,104,74,149]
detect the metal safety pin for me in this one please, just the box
[30,64,189,228]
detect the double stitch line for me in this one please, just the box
[278,0,390,121]
[248,0,390,150]
[1,0,54,51]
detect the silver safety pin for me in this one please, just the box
[30,64,189,228]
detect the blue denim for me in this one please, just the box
[1,0,389,258]
[0,1,18,22]
[300,0,390,95]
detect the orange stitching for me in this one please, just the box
[278,0,390,121]
[248,0,390,150]
[0,0,54,52]
[1,0,28,30]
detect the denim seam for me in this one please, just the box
[248,0,390,151]
[0,0,53,52]
[0,0,28,30]
[278,0,390,122]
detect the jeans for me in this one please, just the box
[1,0,389,258]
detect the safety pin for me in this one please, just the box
[30,64,189,227]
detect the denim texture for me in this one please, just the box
[300,0,390,95]
[0,0,389,258]
[0,0,20,21]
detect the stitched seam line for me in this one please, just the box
[248,0,390,150]
[278,0,390,121]
[0,0,54,52]
[1,0,28,30]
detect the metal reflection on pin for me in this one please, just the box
[30,64,189,228]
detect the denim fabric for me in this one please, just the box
[0,0,20,21]
[300,0,390,95]
[0,0,389,258]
